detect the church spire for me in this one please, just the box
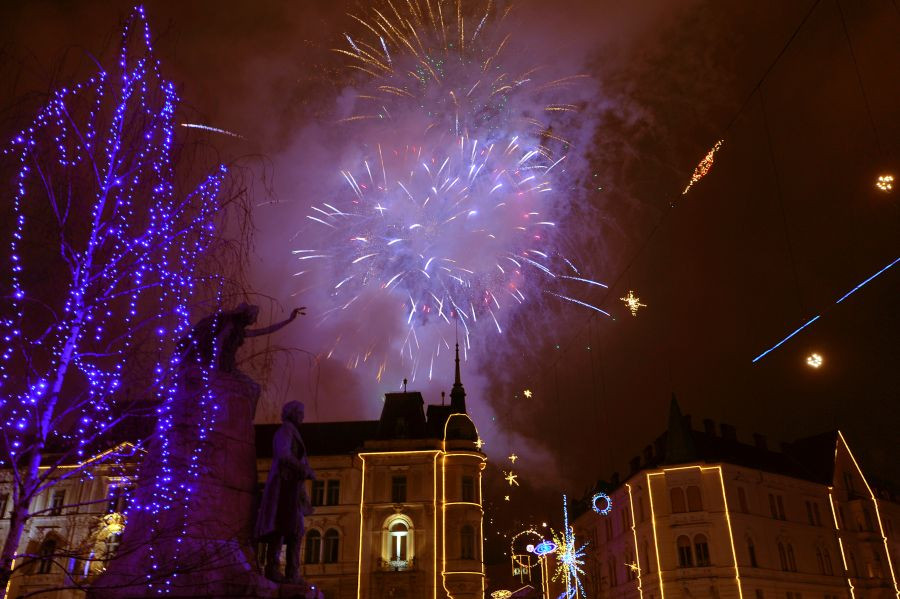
[450,343,466,414]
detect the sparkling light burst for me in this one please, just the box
[682,139,723,195]
[299,135,606,378]
[620,290,646,316]
[550,495,588,598]
[876,174,894,191]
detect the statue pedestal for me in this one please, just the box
[91,368,319,598]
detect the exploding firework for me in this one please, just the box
[337,0,582,143]
[297,135,605,379]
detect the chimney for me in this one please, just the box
[643,445,654,465]
[720,423,737,441]
[629,456,641,474]
[703,419,716,436]
[753,433,768,451]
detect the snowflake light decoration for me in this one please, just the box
[509,453,519,464]
[806,353,823,368]
[876,174,894,191]
[523,389,533,399]
[550,495,589,598]
[591,492,613,516]
[620,290,646,316]
[505,471,520,487]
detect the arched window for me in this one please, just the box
[777,542,788,571]
[677,535,693,568]
[823,548,833,575]
[816,547,825,574]
[37,539,56,574]
[670,488,686,514]
[786,544,797,572]
[460,525,475,560]
[304,529,321,564]
[323,529,339,563]
[737,487,749,513]
[686,486,703,512]
[694,534,710,566]
[390,520,409,562]
[747,538,758,567]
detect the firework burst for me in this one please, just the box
[337,0,583,143]
[297,134,605,379]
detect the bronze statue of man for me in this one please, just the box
[256,400,315,583]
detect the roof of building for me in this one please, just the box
[255,420,379,458]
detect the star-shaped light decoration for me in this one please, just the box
[523,389,533,399]
[509,453,518,464]
[620,290,646,316]
[806,353,823,368]
[504,495,510,502]
[505,471,520,487]
[876,174,894,191]
[627,562,640,573]
[474,437,484,449]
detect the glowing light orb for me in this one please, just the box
[526,544,535,553]
[806,353,823,368]
[533,540,557,556]
[876,174,894,191]
[591,492,613,515]
[620,290,646,316]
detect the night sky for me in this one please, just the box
[2,0,898,555]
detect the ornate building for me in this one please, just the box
[0,347,485,599]
[573,397,900,599]
[255,345,487,599]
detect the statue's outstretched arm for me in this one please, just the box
[245,307,306,338]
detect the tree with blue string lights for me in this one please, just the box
[0,7,235,593]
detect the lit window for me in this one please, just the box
[389,520,409,569]
[304,530,321,564]
[460,525,475,560]
[670,488,686,514]
[694,534,710,566]
[323,529,339,563]
[677,535,693,567]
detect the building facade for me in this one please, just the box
[257,346,487,599]
[574,398,899,599]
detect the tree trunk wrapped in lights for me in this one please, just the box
[0,7,236,595]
